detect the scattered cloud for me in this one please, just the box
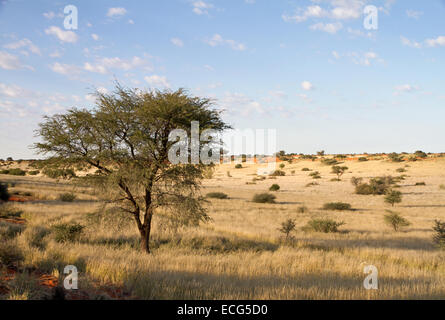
[205,34,246,51]
[191,1,214,15]
[45,26,78,43]
[426,36,445,47]
[0,51,30,70]
[91,34,99,41]
[406,9,423,19]
[50,62,80,76]
[301,81,314,91]
[310,22,343,34]
[394,84,419,95]
[43,11,56,19]
[144,75,170,88]
[3,38,41,55]
[401,36,422,49]
[84,56,152,74]
[107,7,127,17]
[171,38,184,47]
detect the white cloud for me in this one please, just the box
[171,38,184,47]
[45,26,78,43]
[84,56,151,74]
[107,7,127,17]
[206,34,246,51]
[310,22,343,34]
[128,19,135,24]
[0,83,26,98]
[394,84,419,95]
[43,11,55,19]
[3,39,41,55]
[220,92,265,116]
[144,75,170,88]
[406,9,423,19]
[282,5,328,23]
[401,36,422,49]
[192,1,214,15]
[301,81,313,91]
[0,51,27,70]
[332,51,341,59]
[425,36,445,47]
[50,62,80,75]
[348,51,381,66]
[204,64,214,71]
[91,34,100,41]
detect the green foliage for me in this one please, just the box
[331,165,348,180]
[269,184,280,191]
[0,182,9,201]
[303,218,345,233]
[252,193,276,204]
[396,168,406,173]
[358,157,368,162]
[384,190,402,207]
[301,168,311,171]
[388,153,404,162]
[355,176,394,195]
[27,170,40,176]
[59,193,76,202]
[270,170,286,177]
[323,202,352,211]
[383,210,410,231]
[206,192,229,199]
[414,150,428,159]
[350,177,363,187]
[3,168,27,176]
[415,182,426,186]
[279,163,285,169]
[51,223,85,243]
[43,168,76,179]
[278,219,296,239]
[432,220,445,249]
[321,158,339,166]
[235,164,243,169]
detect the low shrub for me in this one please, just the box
[252,193,276,204]
[269,184,280,191]
[27,170,40,176]
[358,157,368,162]
[7,168,27,176]
[433,220,445,249]
[279,163,285,169]
[305,182,319,187]
[59,193,76,202]
[43,168,76,179]
[396,168,406,173]
[384,190,402,207]
[301,168,311,172]
[269,170,286,177]
[323,202,352,211]
[350,177,363,187]
[0,221,24,239]
[415,182,426,186]
[297,205,309,213]
[303,218,345,233]
[23,226,50,249]
[355,176,394,195]
[206,192,229,199]
[235,164,243,169]
[51,223,85,243]
[384,210,410,231]
[0,240,24,267]
[0,204,22,219]
[278,219,296,240]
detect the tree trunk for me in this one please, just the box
[140,207,153,254]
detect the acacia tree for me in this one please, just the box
[34,85,230,253]
[331,165,348,180]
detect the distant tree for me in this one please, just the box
[34,84,230,254]
[384,190,402,207]
[317,150,325,156]
[331,165,348,180]
[414,150,428,159]
[384,210,410,231]
[6,157,13,161]
[278,219,296,240]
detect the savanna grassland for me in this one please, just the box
[1,155,445,300]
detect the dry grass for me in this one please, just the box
[1,157,445,299]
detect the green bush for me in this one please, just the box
[350,177,363,187]
[0,221,24,239]
[59,193,76,202]
[7,168,27,176]
[279,163,285,169]
[303,218,345,233]
[23,226,50,249]
[297,205,309,213]
[28,170,40,176]
[51,223,85,243]
[415,182,426,186]
[432,220,445,249]
[384,210,410,231]
[358,157,368,162]
[384,190,402,207]
[269,170,285,177]
[0,182,9,201]
[235,164,243,169]
[43,168,76,179]
[252,193,276,204]
[0,169,10,175]
[0,240,24,267]
[321,159,339,166]
[0,205,22,219]
[355,176,394,195]
[269,184,280,191]
[301,168,311,171]
[206,192,229,199]
[323,202,352,211]
[278,219,296,240]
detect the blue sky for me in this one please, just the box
[0,0,444,159]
